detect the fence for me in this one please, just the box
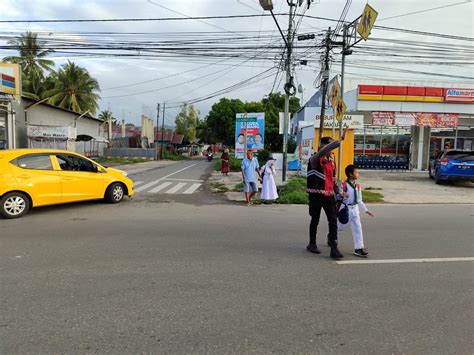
[104,148,156,158]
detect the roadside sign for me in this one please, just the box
[335,98,347,122]
[357,4,378,41]
[329,78,341,109]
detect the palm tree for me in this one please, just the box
[98,109,114,123]
[3,31,54,78]
[44,61,101,115]
[22,71,56,100]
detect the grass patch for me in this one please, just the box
[277,177,308,204]
[96,156,149,166]
[233,182,244,192]
[163,151,189,161]
[365,187,382,191]
[362,190,384,203]
[209,181,229,193]
[274,177,384,204]
[214,156,242,172]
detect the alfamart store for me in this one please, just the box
[351,85,473,170]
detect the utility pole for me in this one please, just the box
[337,24,352,181]
[318,28,332,146]
[161,102,166,160]
[260,0,298,182]
[156,102,160,160]
[281,0,296,182]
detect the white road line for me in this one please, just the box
[132,181,144,186]
[183,183,201,194]
[161,163,197,180]
[148,182,173,193]
[166,182,187,194]
[336,257,474,265]
[133,163,197,193]
[165,178,204,182]
[134,180,162,193]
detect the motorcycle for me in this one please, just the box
[207,151,213,161]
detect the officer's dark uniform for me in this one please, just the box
[306,138,343,258]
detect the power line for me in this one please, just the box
[378,0,473,22]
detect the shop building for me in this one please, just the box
[292,82,473,170]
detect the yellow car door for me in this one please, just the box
[10,154,62,206]
[53,153,106,203]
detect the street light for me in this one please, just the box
[260,0,296,182]
[259,0,273,11]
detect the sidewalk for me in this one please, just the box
[210,169,473,205]
[209,170,298,204]
[360,170,473,204]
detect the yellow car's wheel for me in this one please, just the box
[1,192,30,219]
[105,183,125,204]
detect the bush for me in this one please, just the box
[277,177,308,204]
[163,151,189,161]
[214,155,242,172]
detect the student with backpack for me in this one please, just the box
[337,164,375,257]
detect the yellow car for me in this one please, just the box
[0,149,134,219]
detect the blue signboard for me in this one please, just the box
[235,112,265,159]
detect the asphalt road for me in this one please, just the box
[125,158,225,205]
[0,192,473,353]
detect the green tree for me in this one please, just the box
[98,109,114,123]
[260,92,300,152]
[204,98,245,145]
[44,61,100,114]
[175,104,199,143]
[3,31,55,78]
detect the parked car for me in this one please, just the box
[429,150,474,184]
[0,149,134,219]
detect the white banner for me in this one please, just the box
[27,125,76,139]
[394,112,416,126]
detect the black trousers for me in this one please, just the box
[308,193,338,247]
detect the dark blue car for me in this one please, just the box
[429,150,474,184]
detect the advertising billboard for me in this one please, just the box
[235,112,265,159]
[0,63,21,100]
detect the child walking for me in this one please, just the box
[338,164,374,257]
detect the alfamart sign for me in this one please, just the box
[27,125,76,139]
[445,89,474,103]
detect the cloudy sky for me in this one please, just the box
[1,0,473,126]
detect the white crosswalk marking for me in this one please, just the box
[133,181,144,186]
[166,182,187,194]
[183,183,201,194]
[149,182,173,193]
[134,180,162,193]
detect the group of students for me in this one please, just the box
[225,129,374,258]
[306,129,374,259]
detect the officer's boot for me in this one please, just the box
[330,240,344,259]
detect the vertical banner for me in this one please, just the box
[235,112,265,159]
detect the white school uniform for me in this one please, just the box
[260,162,279,200]
[337,180,368,250]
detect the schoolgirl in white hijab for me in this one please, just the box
[260,158,278,202]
